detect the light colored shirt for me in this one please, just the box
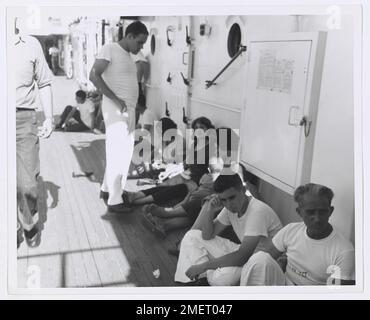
[272,222,355,285]
[97,43,138,107]
[77,99,95,129]
[130,51,147,63]
[15,35,53,109]
[216,196,282,243]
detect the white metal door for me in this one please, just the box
[240,40,312,190]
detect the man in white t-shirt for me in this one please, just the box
[89,21,148,213]
[174,172,282,286]
[240,183,355,286]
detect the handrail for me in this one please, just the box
[205,45,247,89]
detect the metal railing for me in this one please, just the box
[205,45,247,89]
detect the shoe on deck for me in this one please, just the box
[107,203,132,214]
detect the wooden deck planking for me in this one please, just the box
[17,127,187,287]
[54,132,127,287]
[47,133,97,287]
[66,133,140,287]
[68,132,179,287]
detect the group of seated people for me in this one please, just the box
[57,93,355,287]
[108,113,356,287]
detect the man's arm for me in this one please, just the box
[260,237,284,260]
[89,59,127,112]
[185,235,261,281]
[38,84,53,138]
[191,195,226,240]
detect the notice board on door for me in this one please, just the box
[240,32,327,195]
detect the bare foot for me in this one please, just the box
[145,204,169,218]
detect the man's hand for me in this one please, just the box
[207,194,224,214]
[115,98,127,113]
[185,263,207,281]
[38,118,53,139]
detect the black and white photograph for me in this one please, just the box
[1,0,369,300]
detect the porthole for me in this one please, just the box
[227,23,241,57]
[150,34,156,55]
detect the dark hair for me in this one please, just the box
[75,90,87,101]
[214,173,243,193]
[294,183,334,206]
[191,117,215,130]
[137,93,146,107]
[125,21,149,37]
[160,117,177,132]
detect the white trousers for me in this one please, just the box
[240,251,287,286]
[174,229,242,286]
[101,97,135,205]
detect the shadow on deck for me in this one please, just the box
[17,128,184,288]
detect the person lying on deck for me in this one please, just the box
[174,172,282,286]
[55,90,96,132]
[239,183,356,286]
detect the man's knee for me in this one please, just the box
[240,251,282,286]
[182,229,203,244]
[247,251,274,267]
[207,267,241,286]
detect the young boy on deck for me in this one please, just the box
[174,173,282,286]
[239,183,356,286]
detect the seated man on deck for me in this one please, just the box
[174,172,282,286]
[239,183,356,286]
[55,90,95,132]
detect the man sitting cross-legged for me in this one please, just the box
[240,183,356,286]
[174,172,282,286]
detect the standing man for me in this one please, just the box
[14,19,54,247]
[89,21,148,213]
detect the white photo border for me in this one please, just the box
[1,0,368,300]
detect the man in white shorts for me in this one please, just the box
[89,21,148,213]
[240,183,355,286]
[174,172,282,286]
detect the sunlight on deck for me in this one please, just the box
[17,77,184,288]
